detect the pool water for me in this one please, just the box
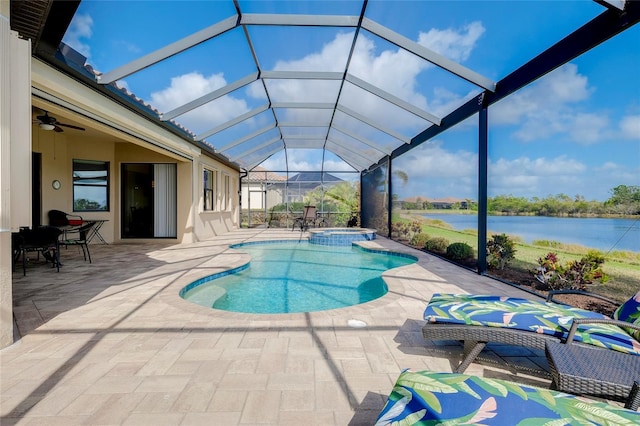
[181,241,416,314]
[308,227,376,246]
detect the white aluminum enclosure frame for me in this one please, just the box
[94,2,497,174]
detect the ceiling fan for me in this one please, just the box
[35,110,86,132]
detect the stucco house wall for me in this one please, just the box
[0,10,241,348]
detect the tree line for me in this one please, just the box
[402,185,640,216]
[485,185,639,216]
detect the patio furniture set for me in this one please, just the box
[376,289,640,424]
[11,210,107,275]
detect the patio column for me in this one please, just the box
[477,95,488,275]
[1,7,32,348]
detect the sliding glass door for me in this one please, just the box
[121,163,176,238]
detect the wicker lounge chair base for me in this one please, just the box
[546,340,640,410]
[422,292,640,376]
[422,323,558,374]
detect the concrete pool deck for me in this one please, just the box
[3,228,553,425]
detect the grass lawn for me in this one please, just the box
[396,212,640,303]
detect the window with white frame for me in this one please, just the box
[203,168,217,211]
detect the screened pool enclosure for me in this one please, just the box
[13,0,639,272]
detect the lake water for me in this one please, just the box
[421,213,639,253]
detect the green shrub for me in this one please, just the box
[424,237,449,253]
[410,233,430,247]
[486,233,517,270]
[533,239,564,248]
[446,242,474,260]
[392,220,423,242]
[535,250,608,291]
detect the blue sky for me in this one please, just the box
[63,1,639,201]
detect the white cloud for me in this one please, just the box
[148,72,250,132]
[594,161,640,183]
[492,63,602,144]
[619,115,640,139]
[148,21,488,170]
[62,14,93,58]
[273,32,353,72]
[417,21,485,63]
[400,141,477,179]
[490,155,586,179]
[567,113,609,144]
[323,159,359,172]
[598,161,620,171]
[539,64,591,103]
[260,148,360,173]
[394,140,477,199]
[283,149,318,172]
[249,23,485,135]
[261,149,318,172]
[487,155,590,197]
[350,35,427,108]
[391,140,638,200]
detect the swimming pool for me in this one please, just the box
[180,241,417,314]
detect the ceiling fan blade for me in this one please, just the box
[54,126,64,133]
[56,123,86,131]
[37,114,55,124]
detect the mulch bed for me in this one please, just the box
[415,246,619,316]
[488,266,619,316]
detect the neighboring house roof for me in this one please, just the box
[246,166,287,183]
[287,172,343,183]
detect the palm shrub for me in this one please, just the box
[424,237,449,254]
[486,233,517,270]
[535,250,608,291]
[446,242,474,261]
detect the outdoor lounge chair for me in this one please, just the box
[292,205,317,231]
[422,290,640,374]
[374,369,640,425]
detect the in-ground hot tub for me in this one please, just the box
[308,227,376,246]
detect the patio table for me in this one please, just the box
[545,340,640,410]
[85,219,108,244]
[56,219,108,244]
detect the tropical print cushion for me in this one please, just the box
[375,370,640,425]
[613,291,640,341]
[423,293,640,356]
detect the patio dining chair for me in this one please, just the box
[422,290,640,374]
[59,220,96,263]
[12,226,63,275]
[48,209,83,227]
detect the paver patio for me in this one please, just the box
[2,229,552,425]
